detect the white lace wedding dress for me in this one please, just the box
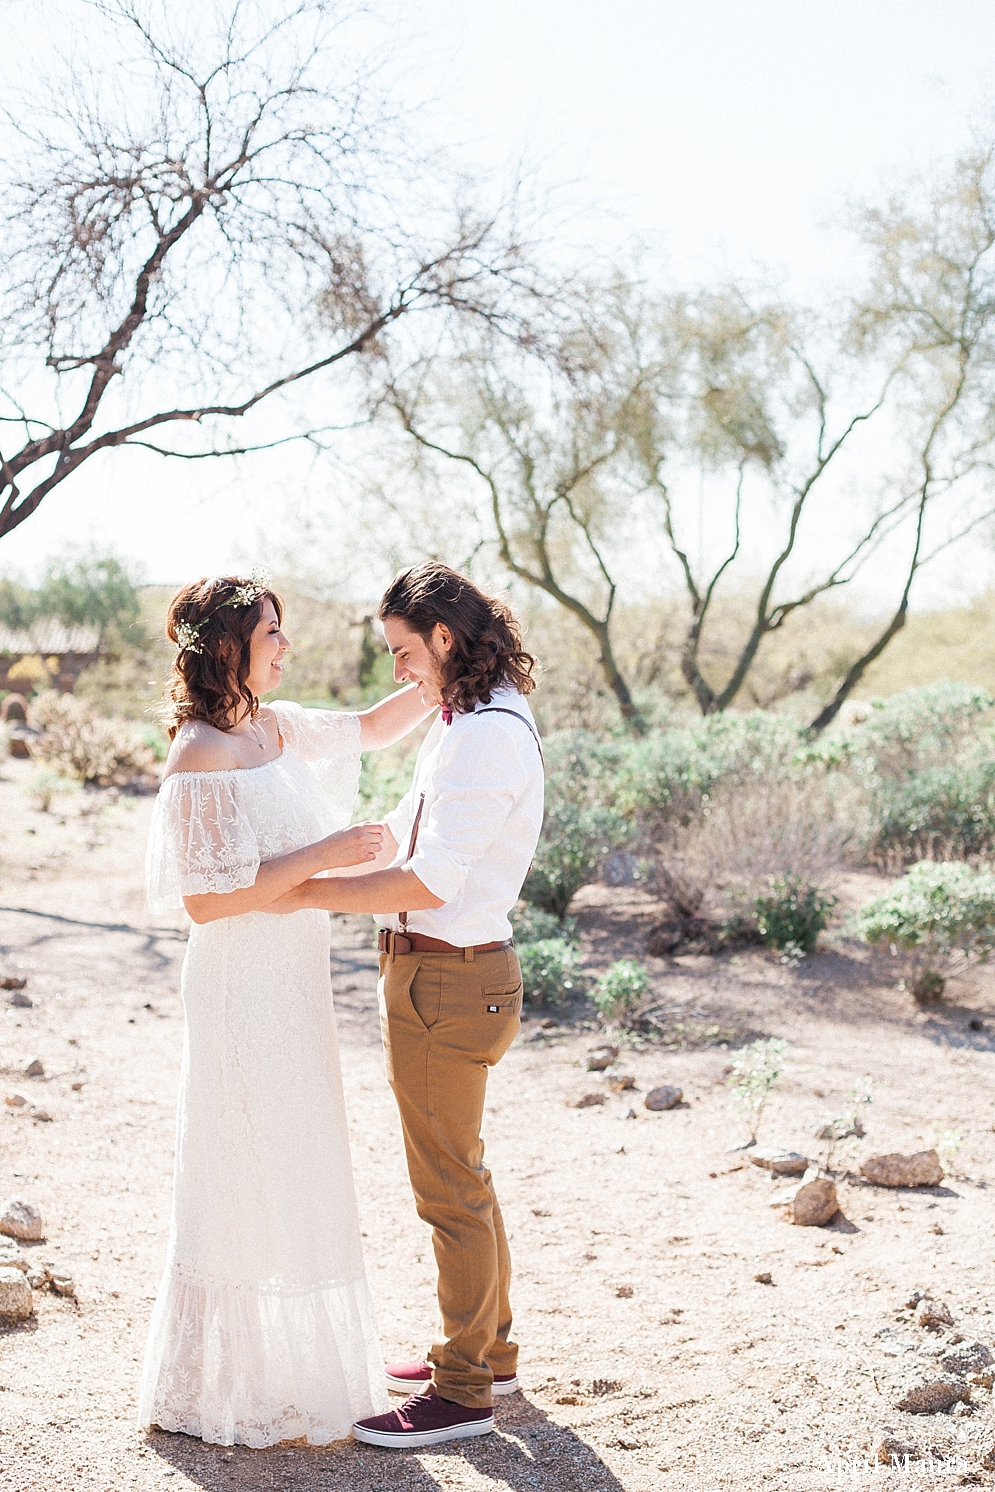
[138,701,388,1447]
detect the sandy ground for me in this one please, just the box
[0,753,994,1492]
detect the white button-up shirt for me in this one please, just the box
[377,685,544,946]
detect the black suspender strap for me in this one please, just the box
[475,707,544,762]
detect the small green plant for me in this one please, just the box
[523,798,631,920]
[25,768,75,812]
[853,860,995,1003]
[518,939,583,1008]
[933,1126,964,1174]
[510,902,578,946]
[818,1079,874,1171]
[592,960,649,1026]
[752,876,836,957]
[726,1037,789,1144]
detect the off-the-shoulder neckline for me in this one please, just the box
[161,748,287,783]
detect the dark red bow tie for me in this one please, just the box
[441,706,453,726]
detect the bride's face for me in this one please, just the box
[246,599,290,697]
[382,617,453,707]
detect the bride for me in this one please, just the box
[138,572,431,1448]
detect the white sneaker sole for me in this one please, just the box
[386,1373,519,1396]
[352,1415,494,1448]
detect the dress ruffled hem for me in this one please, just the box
[137,1270,388,1447]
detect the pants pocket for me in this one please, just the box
[481,984,524,1017]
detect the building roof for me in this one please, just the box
[0,619,101,655]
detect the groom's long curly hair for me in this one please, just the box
[160,576,284,739]
[378,563,537,715]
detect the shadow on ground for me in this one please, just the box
[146,1396,628,1492]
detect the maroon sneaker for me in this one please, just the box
[352,1388,494,1448]
[386,1359,519,1396]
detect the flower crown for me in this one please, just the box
[174,569,272,655]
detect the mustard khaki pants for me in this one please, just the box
[378,945,524,1410]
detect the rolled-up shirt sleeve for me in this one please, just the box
[406,734,522,903]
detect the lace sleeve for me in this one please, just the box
[270,700,362,830]
[146,773,260,913]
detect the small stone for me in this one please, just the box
[754,1272,773,1285]
[30,1109,53,1123]
[771,1169,839,1226]
[70,1082,84,1092]
[26,1267,50,1290]
[894,1377,968,1414]
[0,977,27,991]
[860,1150,943,1188]
[615,1284,633,1298]
[940,1341,992,1377]
[0,1265,33,1320]
[876,1437,918,1465]
[49,1274,75,1298]
[748,1147,809,1176]
[23,1060,44,1079]
[914,1298,954,1330]
[815,1118,865,1140]
[0,1198,44,1241]
[8,992,32,1008]
[606,1074,635,1093]
[540,1018,559,1029]
[5,1094,28,1109]
[644,1085,683,1111]
[586,1046,618,1072]
[981,1441,995,1471]
[572,1093,606,1108]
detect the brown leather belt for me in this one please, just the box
[377,929,512,958]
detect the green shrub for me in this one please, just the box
[592,960,649,1025]
[752,876,837,956]
[25,767,78,812]
[727,1037,789,1143]
[510,902,578,946]
[853,860,995,1002]
[871,758,995,866]
[518,939,583,1007]
[523,796,630,920]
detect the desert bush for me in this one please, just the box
[30,691,156,786]
[615,712,805,828]
[727,1037,789,1143]
[645,773,860,933]
[829,683,994,784]
[853,860,995,1002]
[752,875,837,956]
[510,902,578,945]
[25,767,78,812]
[518,939,583,1007]
[592,960,649,1025]
[870,757,995,867]
[523,733,631,918]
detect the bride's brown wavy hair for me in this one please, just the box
[378,563,537,715]
[160,576,284,739]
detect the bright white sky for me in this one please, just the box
[6,0,995,602]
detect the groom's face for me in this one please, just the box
[382,617,453,707]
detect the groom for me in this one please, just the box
[279,563,543,1448]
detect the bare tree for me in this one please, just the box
[380,301,653,726]
[0,0,544,543]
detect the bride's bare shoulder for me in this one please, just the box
[163,720,241,778]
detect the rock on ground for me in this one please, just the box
[644,1085,683,1111]
[586,1046,618,1071]
[940,1341,993,1379]
[894,1377,969,1414]
[914,1297,955,1330]
[770,1170,838,1226]
[748,1147,809,1176]
[0,1197,44,1241]
[860,1150,943,1187]
[876,1436,918,1465]
[0,1265,34,1321]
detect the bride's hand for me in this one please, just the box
[322,821,384,869]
